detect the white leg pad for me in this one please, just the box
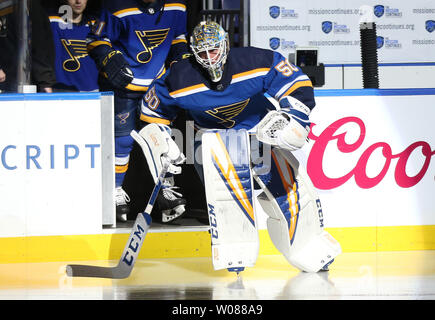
[254,148,341,272]
[202,129,259,271]
[130,123,185,183]
[288,231,341,272]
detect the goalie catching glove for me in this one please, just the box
[100,50,133,89]
[256,96,311,151]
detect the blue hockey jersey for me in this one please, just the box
[87,0,187,95]
[140,47,315,130]
[49,16,99,91]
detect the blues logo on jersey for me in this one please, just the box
[61,39,89,71]
[205,99,250,129]
[87,0,188,94]
[135,28,170,63]
[49,16,99,91]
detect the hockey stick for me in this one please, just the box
[66,160,170,279]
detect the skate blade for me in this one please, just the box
[161,205,186,223]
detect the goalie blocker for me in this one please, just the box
[202,128,341,273]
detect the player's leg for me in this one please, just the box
[253,147,341,272]
[156,174,186,223]
[115,135,134,221]
[114,95,140,222]
[131,123,186,223]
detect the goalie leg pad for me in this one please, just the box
[253,147,341,272]
[130,123,185,183]
[202,129,259,271]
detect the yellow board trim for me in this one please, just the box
[1,225,434,263]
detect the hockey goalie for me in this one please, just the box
[135,21,341,273]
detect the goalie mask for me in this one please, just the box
[190,21,229,82]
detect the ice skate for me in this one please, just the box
[156,184,186,223]
[115,186,130,222]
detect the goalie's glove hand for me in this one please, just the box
[277,96,311,151]
[101,50,133,89]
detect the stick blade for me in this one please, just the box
[65,212,153,279]
[66,264,130,279]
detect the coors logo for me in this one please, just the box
[307,117,435,189]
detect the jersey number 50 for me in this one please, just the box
[144,86,160,110]
[275,60,299,77]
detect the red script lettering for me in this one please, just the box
[307,117,435,189]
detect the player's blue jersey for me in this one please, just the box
[87,0,187,94]
[140,47,315,130]
[49,16,99,91]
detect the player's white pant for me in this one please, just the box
[202,129,259,272]
[253,147,341,272]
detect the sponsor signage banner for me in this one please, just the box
[0,94,113,237]
[250,0,435,64]
[293,90,435,228]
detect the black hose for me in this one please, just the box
[360,22,379,88]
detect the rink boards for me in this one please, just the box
[0,89,434,263]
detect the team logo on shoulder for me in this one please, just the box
[61,39,89,72]
[205,99,250,129]
[135,28,170,63]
